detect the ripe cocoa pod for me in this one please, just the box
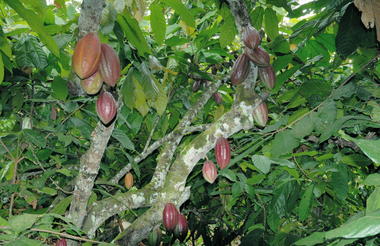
[72,32,101,79]
[124,172,134,189]
[148,227,161,246]
[253,102,268,127]
[99,44,121,87]
[202,160,218,184]
[215,137,231,169]
[163,203,179,231]
[242,25,261,50]
[174,214,188,242]
[213,92,223,104]
[56,239,67,246]
[230,53,250,85]
[96,91,117,125]
[80,71,103,95]
[244,46,270,67]
[258,65,276,89]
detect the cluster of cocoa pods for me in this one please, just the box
[202,137,231,183]
[72,32,120,125]
[162,203,188,241]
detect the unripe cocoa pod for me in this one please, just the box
[148,227,161,246]
[230,53,250,85]
[163,203,179,231]
[72,32,101,79]
[202,160,218,184]
[253,102,268,127]
[244,46,270,67]
[56,239,67,246]
[80,71,103,95]
[258,65,276,89]
[213,92,223,104]
[174,214,188,242]
[124,172,134,189]
[242,25,261,50]
[99,44,121,87]
[215,137,231,169]
[96,91,117,125]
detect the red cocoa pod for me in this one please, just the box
[230,53,250,85]
[258,65,276,89]
[56,239,67,246]
[253,102,268,127]
[124,172,134,189]
[72,32,101,79]
[174,214,188,242]
[213,92,223,104]
[96,91,117,125]
[148,227,161,246]
[202,160,218,184]
[163,203,179,231]
[99,43,121,87]
[80,71,103,95]
[215,137,231,169]
[244,46,270,67]
[242,25,261,50]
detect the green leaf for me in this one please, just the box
[219,169,237,182]
[364,174,380,186]
[331,165,348,201]
[314,101,337,136]
[0,53,4,84]
[4,0,60,57]
[40,187,57,196]
[250,6,264,30]
[367,187,380,214]
[121,69,136,109]
[273,64,301,93]
[51,77,68,101]
[271,131,300,157]
[8,214,40,233]
[251,155,271,174]
[6,237,44,246]
[298,184,314,221]
[163,0,195,28]
[117,13,151,56]
[133,79,150,116]
[264,8,279,41]
[23,129,46,148]
[294,232,326,246]
[290,115,314,139]
[325,210,380,239]
[150,3,166,44]
[14,35,48,70]
[50,196,72,215]
[219,5,237,47]
[340,131,380,164]
[112,129,135,151]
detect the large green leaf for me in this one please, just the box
[14,35,48,70]
[250,6,264,30]
[51,76,68,101]
[219,4,237,47]
[112,129,135,151]
[0,53,3,84]
[251,155,271,174]
[271,131,300,157]
[150,3,166,45]
[298,184,314,221]
[8,213,40,233]
[163,0,195,28]
[264,8,279,41]
[340,131,380,164]
[4,0,59,57]
[367,187,380,214]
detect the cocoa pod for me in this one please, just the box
[174,214,188,242]
[56,239,67,246]
[96,91,117,125]
[258,65,276,89]
[253,102,268,127]
[230,53,250,85]
[124,172,134,189]
[244,46,270,67]
[99,44,121,87]
[148,227,161,246]
[213,92,223,104]
[163,203,179,231]
[242,25,261,50]
[80,71,103,95]
[215,137,231,169]
[72,32,101,79]
[202,160,218,184]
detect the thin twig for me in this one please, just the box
[29,228,103,244]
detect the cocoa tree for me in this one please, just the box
[1,0,380,245]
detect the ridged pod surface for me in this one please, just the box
[258,65,276,89]
[253,102,268,127]
[230,53,250,85]
[80,71,103,95]
[163,203,179,231]
[56,239,67,246]
[148,228,161,246]
[215,137,231,169]
[124,172,134,189]
[242,25,261,50]
[174,214,188,242]
[96,91,117,125]
[72,32,101,79]
[244,46,270,67]
[99,43,120,87]
[202,160,218,184]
